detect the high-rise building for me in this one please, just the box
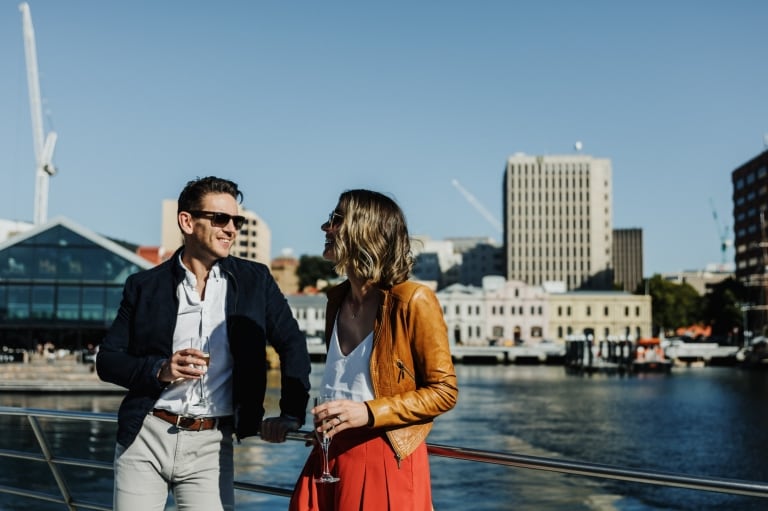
[613,228,643,292]
[161,199,272,265]
[503,153,613,290]
[732,149,768,331]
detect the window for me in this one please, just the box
[7,286,30,319]
[31,286,54,319]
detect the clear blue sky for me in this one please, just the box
[1,1,766,276]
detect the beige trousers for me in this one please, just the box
[113,412,234,511]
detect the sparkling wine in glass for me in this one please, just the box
[314,395,340,483]
[190,337,210,407]
[197,351,210,406]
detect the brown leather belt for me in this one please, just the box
[152,408,230,431]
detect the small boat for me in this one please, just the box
[631,338,673,373]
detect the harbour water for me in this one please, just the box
[1,363,768,510]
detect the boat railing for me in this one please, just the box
[2,406,768,510]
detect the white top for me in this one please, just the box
[154,256,234,417]
[318,316,375,402]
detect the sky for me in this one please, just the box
[1,1,766,277]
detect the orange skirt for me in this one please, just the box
[289,428,432,511]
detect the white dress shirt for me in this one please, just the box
[154,256,234,417]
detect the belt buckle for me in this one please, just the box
[174,415,198,431]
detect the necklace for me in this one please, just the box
[348,298,360,319]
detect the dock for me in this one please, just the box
[0,354,123,393]
[450,344,565,365]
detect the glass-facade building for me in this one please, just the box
[0,218,151,350]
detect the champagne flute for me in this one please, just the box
[192,337,210,406]
[314,395,340,483]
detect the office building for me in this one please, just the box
[446,237,504,287]
[411,236,462,289]
[613,228,643,292]
[732,149,768,331]
[503,153,613,290]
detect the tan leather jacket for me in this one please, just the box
[325,280,458,461]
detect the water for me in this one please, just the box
[1,364,768,510]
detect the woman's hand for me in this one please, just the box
[312,399,370,439]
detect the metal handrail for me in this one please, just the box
[2,406,768,510]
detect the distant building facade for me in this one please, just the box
[661,269,733,296]
[286,293,327,338]
[411,236,461,289]
[732,149,768,284]
[446,237,504,287]
[161,199,271,265]
[0,217,152,350]
[0,219,33,244]
[547,291,652,343]
[612,228,643,292]
[437,276,548,346]
[503,153,613,290]
[271,255,300,295]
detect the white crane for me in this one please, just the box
[451,179,503,234]
[20,2,57,225]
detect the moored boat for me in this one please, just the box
[631,338,673,373]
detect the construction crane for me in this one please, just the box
[20,2,57,225]
[709,197,732,266]
[451,179,503,234]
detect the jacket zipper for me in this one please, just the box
[396,359,416,382]
[394,359,415,468]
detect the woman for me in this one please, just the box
[289,189,459,511]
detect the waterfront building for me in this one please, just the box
[285,293,327,338]
[411,236,462,289]
[661,268,733,296]
[0,217,152,350]
[612,228,643,292]
[161,199,272,265]
[446,237,504,287]
[437,276,548,346]
[436,275,651,347]
[547,290,652,343]
[732,148,768,332]
[0,219,33,244]
[271,253,300,295]
[503,152,613,291]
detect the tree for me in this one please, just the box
[296,255,336,291]
[641,274,703,336]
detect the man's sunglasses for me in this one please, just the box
[189,210,246,230]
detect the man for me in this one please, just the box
[96,176,311,511]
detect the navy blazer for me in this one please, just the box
[96,248,311,448]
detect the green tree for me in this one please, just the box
[296,255,336,291]
[641,274,703,336]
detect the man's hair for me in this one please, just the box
[177,176,243,213]
[331,189,413,288]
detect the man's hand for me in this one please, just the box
[260,416,300,443]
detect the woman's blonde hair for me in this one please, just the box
[331,189,413,288]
